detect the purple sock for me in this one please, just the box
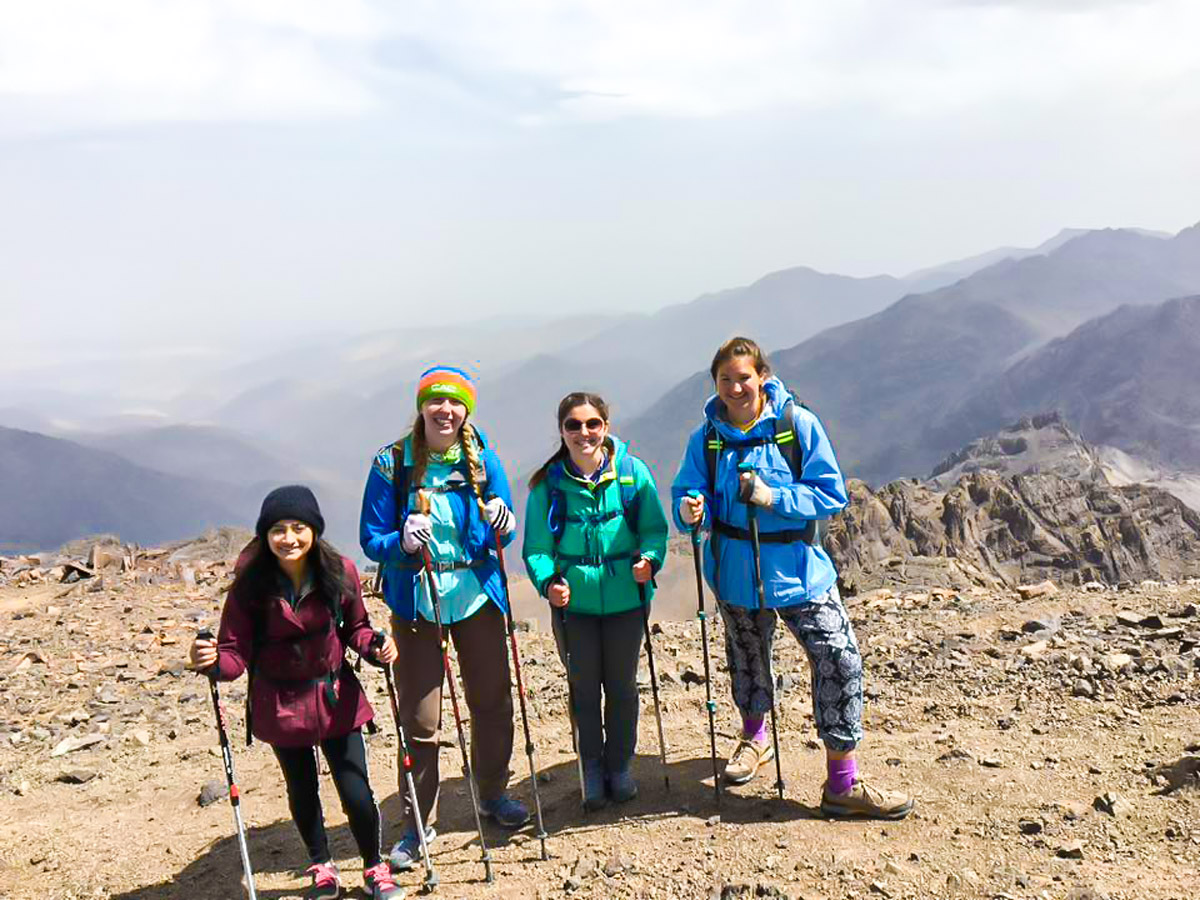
[827,756,857,794]
[742,715,767,743]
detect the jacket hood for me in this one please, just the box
[702,376,791,440]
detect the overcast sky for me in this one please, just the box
[2,0,1198,377]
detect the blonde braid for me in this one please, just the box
[408,415,431,515]
[460,421,488,516]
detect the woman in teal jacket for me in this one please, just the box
[523,391,668,810]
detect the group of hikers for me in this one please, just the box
[187,336,914,900]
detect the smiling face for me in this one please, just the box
[715,355,766,426]
[421,396,468,450]
[560,402,609,467]
[266,519,314,565]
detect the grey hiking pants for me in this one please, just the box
[552,606,644,772]
[719,584,864,752]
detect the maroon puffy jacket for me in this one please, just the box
[212,554,376,748]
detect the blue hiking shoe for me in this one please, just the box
[480,793,530,828]
[583,759,607,811]
[388,826,435,872]
[608,766,638,803]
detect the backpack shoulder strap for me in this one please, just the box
[390,440,409,527]
[546,461,567,548]
[702,421,721,495]
[773,395,801,482]
[616,455,639,534]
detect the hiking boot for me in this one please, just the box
[480,793,531,828]
[582,759,607,811]
[388,826,436,872]
[363,861,405,900]
[723,737,774,785]
[304,861,341,900]
[821,777,914,820]
[608,766,638,803]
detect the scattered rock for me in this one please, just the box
[197,779,227,808]
[1056,840,1085,859]
[1017,581,1057,600]
[56,769,97,785]
[1093,792,1133,818]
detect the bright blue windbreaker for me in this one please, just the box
[670,377,847,609]
[359,428,514,622]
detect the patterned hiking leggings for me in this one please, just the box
[718,585,864,752]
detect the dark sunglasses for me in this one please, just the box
[563,417,606,433]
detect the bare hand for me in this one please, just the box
[548,581,570,608]
[374,634,399,665]
[189,636,218,671]
[680,494,704,525]
[631,558,652,584]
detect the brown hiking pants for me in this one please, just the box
[390,602,513,833]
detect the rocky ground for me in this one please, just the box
[1,538,1199,899]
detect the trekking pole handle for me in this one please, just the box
[686,490,704,541]
[736,461,755,503]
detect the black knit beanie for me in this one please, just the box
[255,485,325,541]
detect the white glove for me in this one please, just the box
[739,472,774,509]
[679,494,705,525]
[484,497,515,536]
[401,513,433,554]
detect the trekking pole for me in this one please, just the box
[493,539,550,860]
[637,579,670,791]
[370,630,438,892]
[686,490,721,807]
[417,540,495,884]
[738,464,785,800]
[553,603,587,807]
[196,629,258,900]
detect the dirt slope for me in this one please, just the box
[1,560,1198,900]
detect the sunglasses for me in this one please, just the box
[563,417,606,433]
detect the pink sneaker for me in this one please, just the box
[304,861,341,899]
[364,861,405,900]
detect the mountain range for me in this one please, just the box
[4,222,1198,555]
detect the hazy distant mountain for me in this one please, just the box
[626,224,1200,489]
[75,424,304,490]
[944,294,1200,473]
[0,426,248,553]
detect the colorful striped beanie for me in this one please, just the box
[416,366,476,415]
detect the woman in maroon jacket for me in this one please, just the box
[188,485,403,900]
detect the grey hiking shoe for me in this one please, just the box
[608,766,638,803]
[583,759,607,811]
[388,826,435,872]
[480,793,531,828]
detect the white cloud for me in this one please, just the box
[0,0,382,134]
[0,0,1196,133]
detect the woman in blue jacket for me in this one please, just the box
[671,337,912,819]
[360,366,529,871]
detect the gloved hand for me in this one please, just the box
[484,497,515,536]
[401,513,433,554]
[739,471,774,508]
[679,494,705,525]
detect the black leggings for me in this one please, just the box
[274,729,381,867]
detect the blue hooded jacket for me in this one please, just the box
[670,377,847,609]
[359,427,514,621]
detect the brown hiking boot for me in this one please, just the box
[821,777,914,820]
[723,737,774,785]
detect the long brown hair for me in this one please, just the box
[403,412,487,516]
[529,392,610,489]
[710,335,772,382]
[229,535,347,615]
